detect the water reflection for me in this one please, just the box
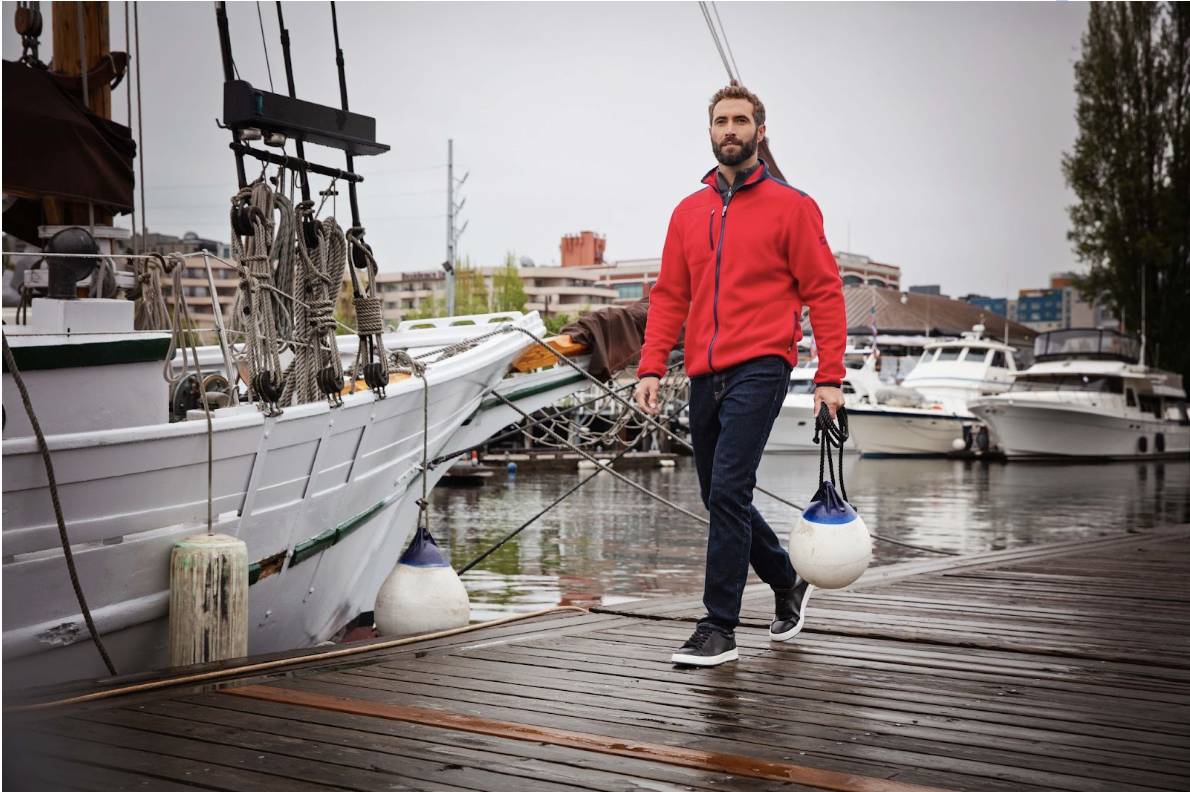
[431,456,1190,621]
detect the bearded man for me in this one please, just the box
[635,85,847,666]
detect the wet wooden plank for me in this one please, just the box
[136,694,826,792]
[265,647,1181,792]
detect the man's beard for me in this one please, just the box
[712,134,758,167]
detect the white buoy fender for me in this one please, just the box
[374,525,470,637]
[169,533,249,667]
[789,482,872,589]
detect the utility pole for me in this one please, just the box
[445,139,468,316]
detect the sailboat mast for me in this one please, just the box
[49,0,112,227]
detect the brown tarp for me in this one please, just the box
[2,60,136,245]
[560,296,684,383]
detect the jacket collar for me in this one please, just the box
[701,159,770,191]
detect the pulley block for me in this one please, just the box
[252,371,284,405]
[302,214,321,250]
[316,366,342,395]
[231,199,257,237]
[363,362,387,399]
[351,237,373,270]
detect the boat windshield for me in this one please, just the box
[843,356,867,370]
[1009,374,1125,393]
[935,348,963,362]
[1033,329,1140,363]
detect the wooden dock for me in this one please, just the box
[6,526,1188,792]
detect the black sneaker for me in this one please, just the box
[770,579,814,641]
[671,624,738,667]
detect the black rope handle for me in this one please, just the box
[813,403,849,502]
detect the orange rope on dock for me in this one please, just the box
[6,606,590,714]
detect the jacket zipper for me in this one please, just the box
[788,309,799,352]
[707,202,729,373]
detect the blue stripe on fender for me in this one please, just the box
[802,500,860,525]
[397,525,452,568]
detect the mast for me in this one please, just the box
[49,0,112,227]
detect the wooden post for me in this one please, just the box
[169,533,250,666]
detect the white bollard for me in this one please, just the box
[375,526,470,637]
[169,533,249,666]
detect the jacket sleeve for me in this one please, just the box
[790,198,847,386]
[638,210,691,378]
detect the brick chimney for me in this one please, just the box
[560,231,606,267]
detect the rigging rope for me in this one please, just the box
[228,178,287,412]
[283,202,347,406]
[710,2,742,85]
[699,1,735,82]
[345,227,390,396]
[256,1,275,92]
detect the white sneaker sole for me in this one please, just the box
[770,584,815,642]
[671,648,739,666]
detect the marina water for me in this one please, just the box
[432,456,1190,621]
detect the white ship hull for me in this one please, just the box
[769,398,859,453]
[2,313,589,688]
[845,405,968,458]
[970,400,1190,460]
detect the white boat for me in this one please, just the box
[900,325,1018,412]
[767,347,878,453]
[969,328,1190,460]
[847,327,1018,458]
[2,294,591,688]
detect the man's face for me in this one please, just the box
[710,98,765,167]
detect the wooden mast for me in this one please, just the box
[46,1,113,226]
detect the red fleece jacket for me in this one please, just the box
[639,162,847,385]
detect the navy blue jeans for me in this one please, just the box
[689,355,798,633]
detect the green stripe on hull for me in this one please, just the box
[2,337,172,372]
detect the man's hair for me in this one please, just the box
[708,85,766,128]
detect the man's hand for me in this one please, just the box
[634,377,661,416]
[814,386,845,421]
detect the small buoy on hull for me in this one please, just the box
[577,458,611,470]
[169,533,249,666]
[789,482,872,589]
[375,525,470,637]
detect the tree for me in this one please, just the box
[1063,2,1190,378]
[453,256,490,316]
[542,313,572,335]
[491,252,528,313]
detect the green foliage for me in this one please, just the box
[542,313,573,335]
[454,256,490,316]
[406,295,445,320]
[491,252,528,313]
[1063,2,1190,376]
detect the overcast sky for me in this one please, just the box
[3,1,1090,299]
